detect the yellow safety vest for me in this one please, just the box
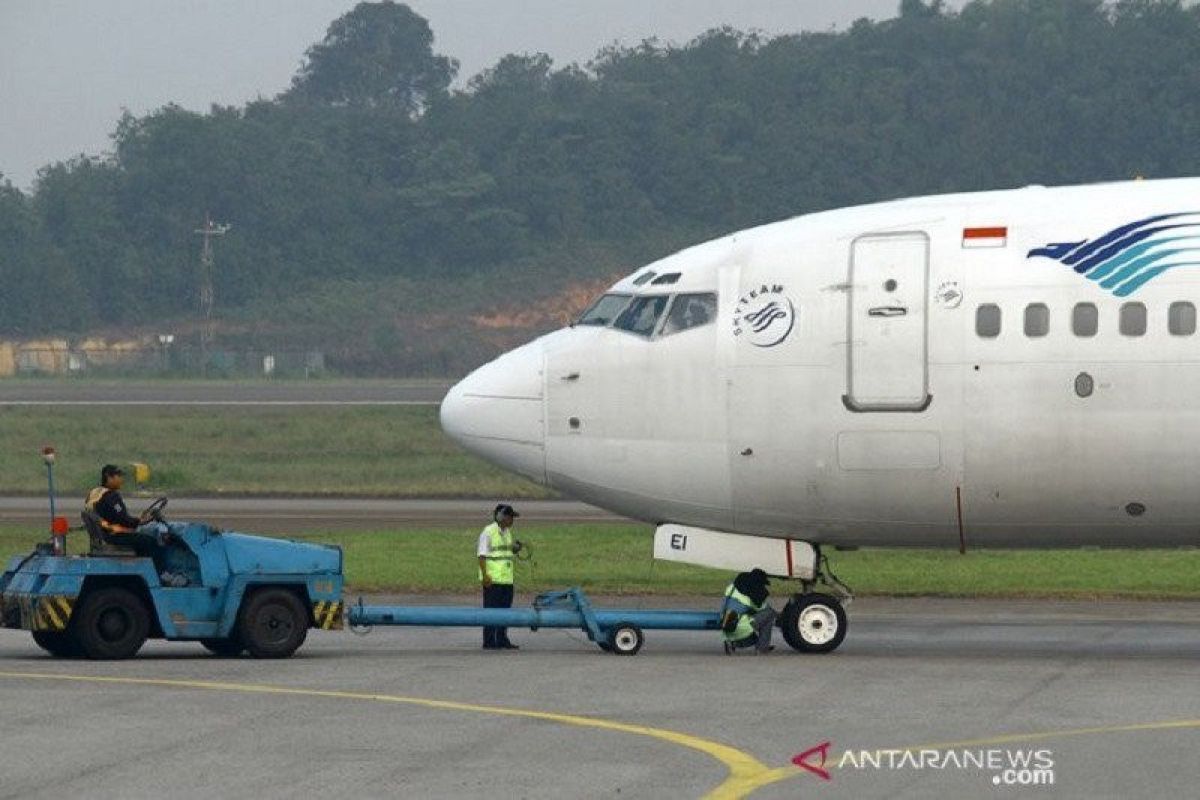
[721,583,760,642]
[478,522,515,585]
[84,487,135,534]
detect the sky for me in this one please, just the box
[0,1,934,190]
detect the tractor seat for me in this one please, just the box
[81,511,138,556]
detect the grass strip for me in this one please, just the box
[5,524,1198,599]
[0,405,544,498]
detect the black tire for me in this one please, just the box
[606,623,644,656]
[74,587,151,660]
[32,630,81,658]
[237,588,308,659]
[200,637,245,657]
[779,594,848,654]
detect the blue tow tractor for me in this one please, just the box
[0,500,728,658]
[2,491,848,658]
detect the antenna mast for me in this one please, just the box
[194,213,230,372]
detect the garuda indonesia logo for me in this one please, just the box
[1027,212,1200,297]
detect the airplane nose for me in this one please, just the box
[440,340,546,484]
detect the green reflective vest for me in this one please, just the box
[721,583,760,642]
[479,522,515,585]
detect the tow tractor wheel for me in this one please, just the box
[32,630,81,658]
[606,623,644,656]
[237,588,308,659]
[779,593,847,654]
[200,637,245,657]
[75,587,151,660]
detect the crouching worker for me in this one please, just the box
[720,568,776,654]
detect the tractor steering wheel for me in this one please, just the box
[144,496,169,522]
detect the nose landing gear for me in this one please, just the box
[779,546,852,654]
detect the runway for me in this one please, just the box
[0,496,621,531]
[0,597,1196,799]
[0,379,451,405]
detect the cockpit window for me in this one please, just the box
[661,293,717,336]
[651,272,681,285]
[577,293,631,326]
[613,295,669,337]
[632,271,657,286]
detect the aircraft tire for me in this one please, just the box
[780,594,847,654]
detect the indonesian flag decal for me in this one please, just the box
[962,226,1008,248]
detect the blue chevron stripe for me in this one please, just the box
[1083,236,1191,281]
[1027,212,1200,297]
[1098,248,1194,289]
[1071,223,1200,273]
[1114,261,1200,297]
[1061,213,1184,266]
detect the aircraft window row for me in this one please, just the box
[975,301,1198,339]
[576,292,719,338]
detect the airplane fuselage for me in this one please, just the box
[442,178,1200,548]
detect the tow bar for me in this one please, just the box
[347,587,722,655]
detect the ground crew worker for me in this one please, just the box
[478,503,522,650]
[720,568,777,654]
[84,464,156,557]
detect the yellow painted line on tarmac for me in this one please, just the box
[5,671,1194,797]
[0,670,773,800]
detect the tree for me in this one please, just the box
[288,1,457,114]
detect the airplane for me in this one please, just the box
[439,176,1200,652]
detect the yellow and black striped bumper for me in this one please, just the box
[312,600,344,630]
[7,595,76,632]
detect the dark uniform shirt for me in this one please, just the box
[92,488,141,531]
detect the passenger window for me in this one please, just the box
[1169,302,1196,336]
[1120,302,1147,336]
[1024,303,1049,337]
[577,294,631,327]
[1072,303,1098,337]
[976,304,1001,338]
[661,293,718,336]
[614,295,670,337]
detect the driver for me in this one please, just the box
[84,464,158,558]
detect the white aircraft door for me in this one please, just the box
[845,232,931,412]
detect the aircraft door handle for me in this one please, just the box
[740,448,754,456]
[561,372,580,381]
[868,306,907,317]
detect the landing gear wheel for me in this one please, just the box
[237,588,308,659]
[75,587,151,660]
[606,623,644,656]
[32,630,81,658]
[200,637,245,657]
[780,594,847,654]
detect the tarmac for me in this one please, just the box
[1,596,1197,799]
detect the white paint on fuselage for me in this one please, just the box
[441,178,1200,547]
